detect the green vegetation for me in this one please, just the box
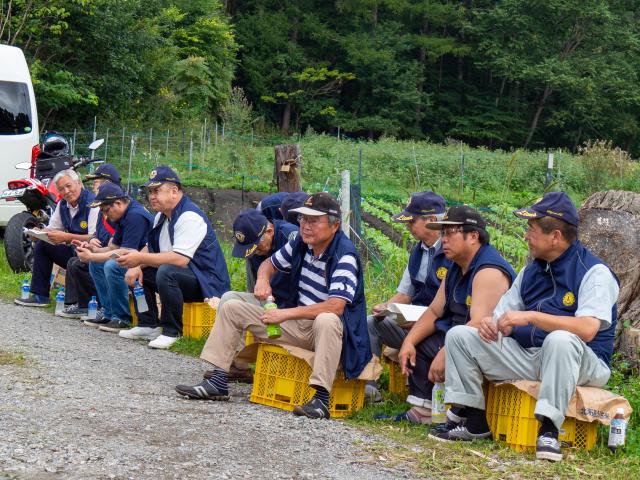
[0,348,27,366]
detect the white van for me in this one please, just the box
[0,45,39,226]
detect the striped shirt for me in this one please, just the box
[271,239,359,306]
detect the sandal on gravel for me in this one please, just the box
[175,380,229,401]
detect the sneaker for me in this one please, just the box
[14,295,50,307]
[365,384,383,404]
[429,409,468,439]
[83,315,111,328]
[175,380,229,401]
[374,406,432,424]
[292,398,330,419]
[148,335,178,349]
[98,319,130,333]
[119,326,162,341]
[536,433,562,462]
[429,425,492,442]
[81,308,106,322]
[57,304,88,319]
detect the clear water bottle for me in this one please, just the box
[431,382,446,424]
[20,279,30,300]
[134,280,148,313]
[608,407,627,452]
[87,295,98,320]
[55,287,65,315]
[263,295,281,339]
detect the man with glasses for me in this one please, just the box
[439,193,618,462]
[75,182,153,333]
[366,191,451,404]
[176,192,371,420]
[392,205,515,425]
[116,166,230,349]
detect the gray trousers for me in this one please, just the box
[444,325,611,429]
[366,314,408,357]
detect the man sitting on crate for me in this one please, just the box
[175,192,371,420]
[202,208,298,383]
[15,169,98,307]
[438,192,618,463]
[116,166,230,349]
[366,191,451,403]
[75,182,154,333]
[392,206,516,425]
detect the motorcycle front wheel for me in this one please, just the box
[4,211,40,273]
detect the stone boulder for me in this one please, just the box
[579,190,640,363]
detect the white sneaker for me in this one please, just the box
[148,334,178,349]
[119,326,162,341]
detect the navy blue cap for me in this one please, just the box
[232,209,269,258]
[281,191,309,224]
[88,181,127,207]
[392,191,446,222]
[143,166,181,187]
[259,192,287,221]
[426,205,487,230]
[513,192,579,226]
[85,163,121,184]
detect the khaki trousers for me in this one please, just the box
[200,293,344,391]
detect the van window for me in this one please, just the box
[0,80,33,135]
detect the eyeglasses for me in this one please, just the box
[440,226,464,237]
[297,214,328,227]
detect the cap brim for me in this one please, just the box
[142,181,163,188]
[425,220,465,230]
[88,200,103,208]
[232,240,260,259]
[290,206,327,216]
[513,208,543,220]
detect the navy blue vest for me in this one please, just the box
[287,231,371,379]
[248,219,298,308]
[147,195,230,299]
[59,188,95,234]
[114,199,154,250]
[95,214,116,246]
[407,241,452,306]
[511,241,618,365]
[436,243,516,333]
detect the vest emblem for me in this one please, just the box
[563,291,575,307]
[466,295,472,306]
[80,220,88,229]
[436,266,448,280]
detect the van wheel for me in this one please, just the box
[4,211,39,272]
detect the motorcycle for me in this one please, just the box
[1,137,104,272]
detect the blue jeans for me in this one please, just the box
[89,259,131,322]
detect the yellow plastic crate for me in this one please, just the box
[182,302,216,338]
[250,343,365,418]
[387,361,408,396]
[485,382,598,452]
[245,331,254,346]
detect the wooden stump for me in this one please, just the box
[274,144,301,192]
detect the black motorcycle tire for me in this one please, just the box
[4,211,39,273]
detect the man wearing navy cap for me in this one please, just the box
[440,192,619,462]
[117,166,230,349]
[365,191,451,403]
[176,192,371,421]
[390,205,515,425]
[74,182,154,334]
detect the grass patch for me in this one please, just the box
[170,336,207,358]
[0,349,27,366]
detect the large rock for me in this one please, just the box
[579,190,640,363]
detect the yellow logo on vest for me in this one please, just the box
[436,267,448,280]
[466,295,472,306]
[563,291,575,307]
[234,231,245,242]
[80,220,88,229]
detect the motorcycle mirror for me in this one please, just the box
[88,138,105,151]
[15,162,32,170]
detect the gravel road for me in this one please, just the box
[0,302,414,479]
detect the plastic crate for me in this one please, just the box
[250,343,365,418]
[182,302,216,338]
[245,331,254,346]
[387,361,408,396]
[485,382,598,452]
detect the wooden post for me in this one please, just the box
[274,144,301,192]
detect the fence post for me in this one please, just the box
[459,150,465,196]
[215,121,218,146]
[221,122,225,144]
[72,128,77,155]
[181,129,185,158]
[544,152,554,189]
[189,133,194,173]
[121,127,125,161]
[127,136,135,195]
[149,127,153,157]
[165,129,170,157]
[104,128,109,162]
[91,116,97,159]
[341,170,350,237]
[274,144,301,192]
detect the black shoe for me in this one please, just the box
[98,319,130,332]
[175,380,229,401]
[429,412,467,439]
[83,314,111,328]
[14,295,50,307]
[58,304,88,319]
[536,433,562,462]
[429,425,492,442]
[293,398,330,419]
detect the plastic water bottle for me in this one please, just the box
[608,407,627,452]
[20,279,30,300]
[431,382,446,423]
[263,295,281,339]
[55,287,65,315]
[87,296,98,320]
[134,280,148,313]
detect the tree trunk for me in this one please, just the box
[281,102,292,135]
[415,19,428,125]
[274,144,301,192]
[524,84,553,148]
